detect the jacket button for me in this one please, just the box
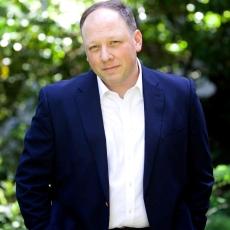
[105,202,109,207]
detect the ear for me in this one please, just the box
[133,30,142,52]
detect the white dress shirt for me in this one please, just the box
[97,60,149,229]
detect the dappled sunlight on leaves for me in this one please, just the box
[0,0,229,229]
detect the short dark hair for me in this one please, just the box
[80,0,137,32]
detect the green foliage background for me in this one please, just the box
[0,0,229,229]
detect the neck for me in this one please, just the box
[107,62,140,98]
[110,78,138,98]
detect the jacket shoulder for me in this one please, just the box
[41,71,95,98]
[143,65,194,96]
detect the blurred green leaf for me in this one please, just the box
[0,0,229,229]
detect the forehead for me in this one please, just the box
[81,8,130,42]
[83,8,125,27]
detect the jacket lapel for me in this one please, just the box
[73,67,164,200]
[142,66,165,193]
[74,71,109,202]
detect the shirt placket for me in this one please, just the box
[121,96,135,225]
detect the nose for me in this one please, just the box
[100,46,112,62]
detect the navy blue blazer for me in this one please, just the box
[16,65,214,230]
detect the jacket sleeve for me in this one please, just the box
[15,88,54,230]
[186,79,214,230]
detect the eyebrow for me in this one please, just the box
[88,35,123,44]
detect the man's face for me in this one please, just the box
[81,8,142,91]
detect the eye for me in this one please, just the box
[89,45,99,52]
[110,41,121,46]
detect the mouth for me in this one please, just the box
[102,65,120,71]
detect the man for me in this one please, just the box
[16,0,214,229]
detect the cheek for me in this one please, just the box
[121,44,137,57]
[87,55,98,67]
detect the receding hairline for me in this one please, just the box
[81,8,126,30]
[80,0,137,33]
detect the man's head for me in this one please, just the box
[80,0,142,94]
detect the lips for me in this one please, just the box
[102,65,120,71]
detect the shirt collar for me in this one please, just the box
[97,58,143,100]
